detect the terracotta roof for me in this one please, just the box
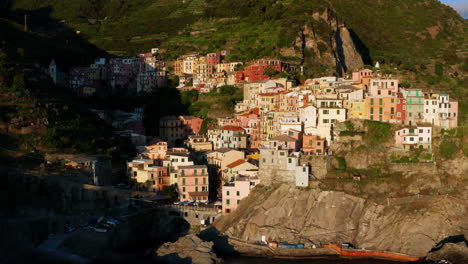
[259,93,279,96]
[252,108,260,115]
[221,125,244,132]
[270,135,297,142]
[226,159,247,168]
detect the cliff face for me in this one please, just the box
[215,184,467,257]
[280,10,366,75]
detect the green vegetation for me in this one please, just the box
[390,150,433,163]
[335,156,347,170]
[438,139,458,160]
[363,120,392,144]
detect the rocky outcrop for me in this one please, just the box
[156,233,222,264]
[427,241,468,264]
[215,184,468,257]
[280,9,366,75]
[335,26,364,74]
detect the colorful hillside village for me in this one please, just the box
[67,50,458,215]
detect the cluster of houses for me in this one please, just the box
[125,57,459,215]
[174,52,289,93]
[48,48,167,96]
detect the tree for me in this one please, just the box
[217,85,237,95]
[263,67,278,77]
[162,185,178,199]
[435,63,443,76]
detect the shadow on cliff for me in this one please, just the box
[199,226,240,258]
[429,234,468,253]
[1,4,109,69]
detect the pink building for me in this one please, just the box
[178,165,209,202]
[368,78,399,97]
[395,125,432,150]
[448,99,458,128]
[179,116,203,136]
[269,135,299,151]
[352,69,373,83]
[144,141,168,160]
[222,174,259,214]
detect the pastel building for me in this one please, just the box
[423,93,458,128]
[368,78,399,97]
[299,105,318,129]
[178,165,209,201]
[223,159,258,183]
[349,101,366,119]
[218,126,248,149]
[143,141,168,160]
[127,159,169,191]
[395,125,432,150]
[365,96,397,122]
[222,174,260,214]
[302,134,327,155]
[352,69,373,83]
[185,135,213,151]
[403,89,424,126]
[268,135,299,151]
[162,152,194,185]
[179,115,203,136]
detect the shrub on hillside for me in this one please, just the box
[439,139,457,160]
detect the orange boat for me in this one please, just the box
[324,244,421,262]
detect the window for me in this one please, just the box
[370,98,374,105]
[182,187,186,192]
[203,178,206,184]
[397,112,401,117]
[195,187,198,192]
[288,158,292,163]
[370,108,374,114]
[323,119,329,123]
[419,137,423,142]
[236,191,240,196]
[337,110,340,115]
[303,167,306,172]
[317,142,321,146]
[133,171,137,177]
[237,200,240,205]
[410,137,414,141]
[323,110,329,115]
[379,107,383,114]
[195,178,198,184]
[182,178,186,185]
[379,98,383,105]
[226,199,230,205]
[226,191,230,196]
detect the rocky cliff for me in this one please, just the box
[215,184,467,258]
[280,10,365,75]
[156,233,221,264]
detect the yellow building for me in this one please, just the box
[349,101,366,119]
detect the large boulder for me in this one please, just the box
[156,233,222,264]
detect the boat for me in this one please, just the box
[324,243,421,262]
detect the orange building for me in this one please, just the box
[302,134,327,154]
[365,96,397,122]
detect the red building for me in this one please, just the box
[179,115,204,136]
[395,93,407,123]
[206,52,221,66]
[235,59,283,83]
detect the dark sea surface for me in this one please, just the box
[224,257,402,264]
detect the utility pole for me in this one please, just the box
[24,14,27,32]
